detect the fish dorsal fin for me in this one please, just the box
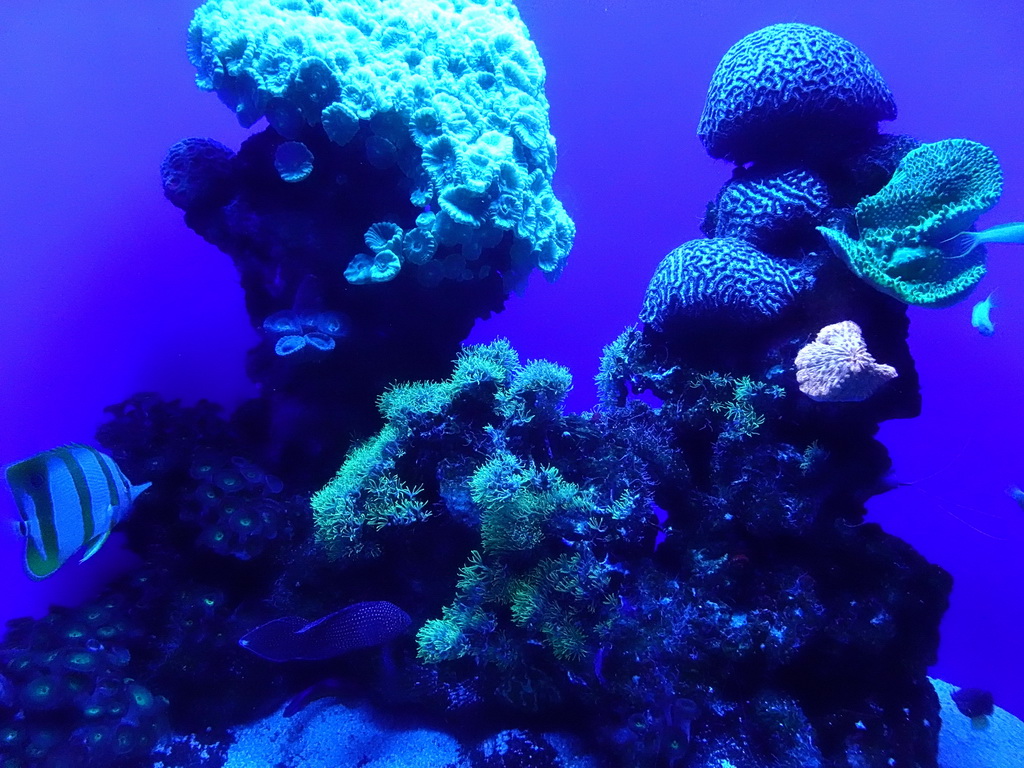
[130,481,153,503]
[79,530,111,564]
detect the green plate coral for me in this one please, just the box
[817,138,1003,307]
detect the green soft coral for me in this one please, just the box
[817,138,1003,306]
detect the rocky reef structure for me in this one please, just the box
[163,0,575,477]
[0,12,1002,768]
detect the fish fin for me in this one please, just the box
[79,530,111,563]
[939,231,980,259]
[979,221,1024,245]
[25,539,62,580]
[130,481,153,502]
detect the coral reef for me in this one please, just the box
[1,10,994,768]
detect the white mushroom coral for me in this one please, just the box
[795,321,897,402]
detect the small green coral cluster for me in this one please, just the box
[686,371,787,440]
[419,457,638,666]
[312,340,662,699]
[818,138,1003,306]
[187,0,575,290]
[311,339,580,557]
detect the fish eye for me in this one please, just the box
[28,473,45,489]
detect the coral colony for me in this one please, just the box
[1,6,1015,768]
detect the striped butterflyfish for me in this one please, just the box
[4,444,152,579]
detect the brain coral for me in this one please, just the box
[708,168,831,251]
[698,23,896,164]
[640,238,814,331]
[161,138,236,209]
[817,139,1003,306]
[186,0,574,288]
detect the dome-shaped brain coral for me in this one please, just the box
[817,139,1003,306]
[161,138,236,209]
[186,0,575,288]
[698,23,896,164]
[640,238,815,331]
[707,168,831,251]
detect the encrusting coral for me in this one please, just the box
[185,0,574,288]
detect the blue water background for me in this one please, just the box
[1,0,1022,717]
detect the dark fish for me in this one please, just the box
[239,600,411,662]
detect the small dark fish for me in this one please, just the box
[4,444,151,579]
[239,600,411,662]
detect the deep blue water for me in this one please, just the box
[1,0,1023,760]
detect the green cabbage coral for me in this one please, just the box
[187,0,575,290]
[817,138,1002,306]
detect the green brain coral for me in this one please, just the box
[187,0,575,289]
[817,138,1003,306]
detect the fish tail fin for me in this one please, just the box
[939,231,980,259]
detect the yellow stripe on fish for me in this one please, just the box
[3,444,152,579]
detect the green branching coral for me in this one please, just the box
[312,339,600,558]
[817,138,1003,306]
[311,339,665,691]
[596,325,643,409]
[309,425,430,558]
[187,0,575,290]
[688,372,786,440]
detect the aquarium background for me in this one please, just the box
[1,0,1022,721]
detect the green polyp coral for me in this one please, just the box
[473,455,594,555]
[312,339,665,696]
[688,372,787,440]
[817,138,1003,306]
[187,0,575,290]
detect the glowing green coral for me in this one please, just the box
[817,138,1003,306]
[187,0,575,289]
[311,339,661,686]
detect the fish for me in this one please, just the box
[4,444,152,579]
[239,601,411,662]
[1009,486,1024,510]
[971,291,996,336]
[941,222,1024,260]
